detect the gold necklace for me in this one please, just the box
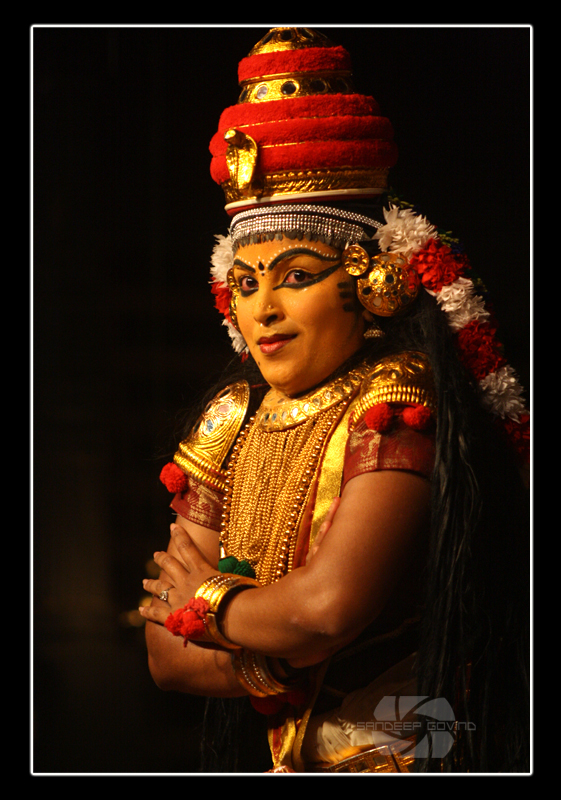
[220,401,349,585]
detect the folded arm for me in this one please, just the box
[143,469,430,694]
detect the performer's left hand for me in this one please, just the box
[139,524,220,624]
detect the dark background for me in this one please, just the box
[32,24,531,774]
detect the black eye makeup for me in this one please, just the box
[233,248,341,295]
[273,260,341,290]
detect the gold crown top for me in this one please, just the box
[247,27,336,56]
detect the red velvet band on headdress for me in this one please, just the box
[216,94,383,130]
[210,94,397,187]
[211,139,398,186]
[238,46,352,82]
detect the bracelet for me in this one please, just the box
[195,573,261,649]
[231,649,303,697]
[165,573,261,649]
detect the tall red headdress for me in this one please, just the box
[209,27,397,212]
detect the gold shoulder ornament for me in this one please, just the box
[174,381,251,493]
[352,351,437,424]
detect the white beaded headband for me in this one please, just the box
[229,203,383,250]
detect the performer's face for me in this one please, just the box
[232,237,366,397]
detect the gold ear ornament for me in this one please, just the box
[343,245,420,317]
[226,268,241,331]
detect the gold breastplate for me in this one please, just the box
[173,353,435,586]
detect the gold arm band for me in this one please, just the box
[194,573,261,650]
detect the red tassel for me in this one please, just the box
[159,462,189,493]
[364,403,394,432]
[250,695,285,715]
[284,688,308,707]
[249,687,308,715]
[402,404,432,430]
[165,598,210,645]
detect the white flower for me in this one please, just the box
[432,277,490,331]
[375,205,436,257]
[479,365,528,421]
[223,319,249,355]
[210,233,234,284]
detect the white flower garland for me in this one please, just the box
[210,234,249,355]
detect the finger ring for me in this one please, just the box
[158,588,173,602]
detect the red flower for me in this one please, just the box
[409,238,470,293]
[502,413,530,464]
[210,279,232,323]
[159,462,189,494]
[456,320,506,380]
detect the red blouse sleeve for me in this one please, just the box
[170,478,223,531]
[342,414,436,490]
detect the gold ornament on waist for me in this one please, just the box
[174,381,250,493]
[352,351,436,422]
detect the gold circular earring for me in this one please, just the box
[343,245,420,317]
[226,269,241,331]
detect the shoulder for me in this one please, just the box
[342,352,437,485]
[173,381,251,493]
[352,351,436,428]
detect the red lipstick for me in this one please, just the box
[257,334,296,354]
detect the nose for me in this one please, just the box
[252,285,284,327]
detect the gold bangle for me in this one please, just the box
[231,649,303,697]
[194,573,261,650]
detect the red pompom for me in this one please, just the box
[164,607,186,636]
[250,695,285,715]
[364,403,394,432]
[165,598,210,645]
[160,462,189,494]
[402,404,432,430]
[283,688,308,707]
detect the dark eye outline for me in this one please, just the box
[282,268,313,285]
[237,274,259,296]
[274,261,341,291]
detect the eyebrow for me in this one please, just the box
[232,259,256,273]
[267,248,340,272]
[233,248,340,274]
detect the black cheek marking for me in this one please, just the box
[338,291,354,299]
[337,280,354,289]
[342,301,356,313]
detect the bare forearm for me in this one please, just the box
[145,618,245,697]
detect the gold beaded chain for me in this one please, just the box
[220,401,348,585]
